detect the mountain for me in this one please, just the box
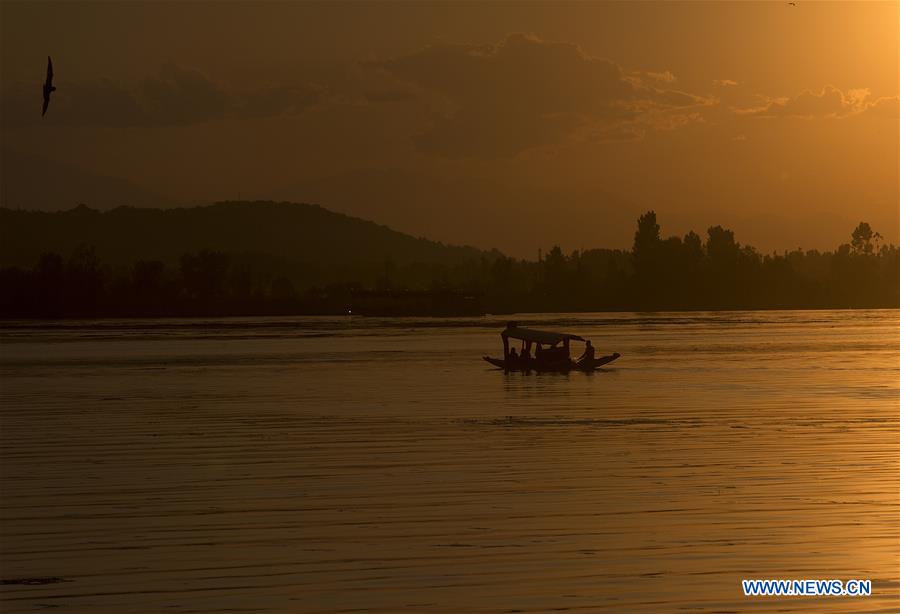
[0,201,487,274]
[0,148,177,211]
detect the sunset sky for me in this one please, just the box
[2,1,897,257]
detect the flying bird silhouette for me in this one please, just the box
[42,56,55,117]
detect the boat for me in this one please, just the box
[482,322,621,372]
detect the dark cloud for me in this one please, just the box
[375,33,712,158]
[142,63,228,125]
[649,88,714,108]
[362,88,417,103]
[335,64,420,105]
[60,79,146,127]
[1,63,319,127]
[236,84,320,119]
[1,77,145,127]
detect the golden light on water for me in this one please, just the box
[1,312,897,611]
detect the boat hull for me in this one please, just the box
[483,353,620,372]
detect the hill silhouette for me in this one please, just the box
[0,200,486,270]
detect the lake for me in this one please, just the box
[1,310,898,612]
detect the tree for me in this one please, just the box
[683,231,703,261]
[633,211,661,261]
[851,222,875,255]
[66,244,105,314]
[632,211,661,279]
[130,260,167,314]
[543,245,567,292]
[705,226,738,265]
[629,211,665,307]
[180,249,230,304]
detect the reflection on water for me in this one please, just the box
[1,310,898,612]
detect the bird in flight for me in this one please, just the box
[42,56,56,117]
[788,2,797,5]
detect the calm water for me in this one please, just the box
[1,311,898,613]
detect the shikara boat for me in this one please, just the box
[482,322,621,372]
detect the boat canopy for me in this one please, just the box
[501,326,584,345]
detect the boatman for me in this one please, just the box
[577,340,595,364]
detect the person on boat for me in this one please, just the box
[577,340,595,364]
[508,347,519,364]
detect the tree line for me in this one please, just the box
[0,212,896,317]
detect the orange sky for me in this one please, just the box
[1,1,897,256]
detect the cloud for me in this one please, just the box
[1,63,320,127]
[374,33,712,158]
[863,95,899,118]
[713,79,739,87]
[361,87,417,104]
[646,70,677,84]
[735,85,877,119]
[1,77,145,127]
[142,63,228,125]
[56,78,147,126]
[649,88,715,108]
[335,64,420,105]
[236,84,321,119]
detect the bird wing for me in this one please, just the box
[42,96,49,117]
[46,56,53,85]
